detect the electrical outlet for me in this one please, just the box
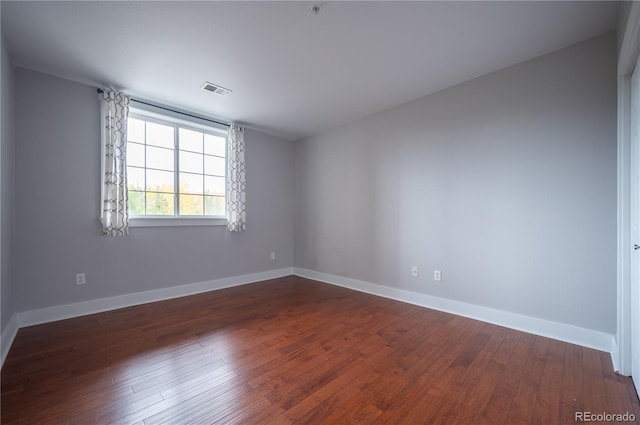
[434,270,442,281]
[411,266,419,277]
[76,273,86,285]
[270,252,276,260]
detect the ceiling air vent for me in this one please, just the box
[201,82,232,97]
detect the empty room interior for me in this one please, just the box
[2,1,640,424]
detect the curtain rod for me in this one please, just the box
[97,88,230,128]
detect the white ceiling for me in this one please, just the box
[2,1,619,141]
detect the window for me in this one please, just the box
[126,107,228,226]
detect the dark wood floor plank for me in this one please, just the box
[101,370,241,424]
[483,341,533,424]
[451,357,506,425]
[530,339,565,425]
[1,276,637,425]
[581,346,610,418]
[560,342,585,419]
[625,379,640,420]
[504,374,539,424]
[287,367,379,424]
[320,390,378,425]
[424,349,496,425]
[483,326,510,354]
[492,329,521,366]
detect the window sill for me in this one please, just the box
[129,217,227,227]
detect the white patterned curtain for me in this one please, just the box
[100,89,130,237]
[227,122,246,231]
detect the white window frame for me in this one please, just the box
[126,102,229,228]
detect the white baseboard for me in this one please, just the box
[18,267,294,328]
[294,267,616,357]
[5,266,619,373]
[1,313,18,368]
[610,338,620,373]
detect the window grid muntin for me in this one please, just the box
[127,111,227,218]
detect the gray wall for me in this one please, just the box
[618,1,633,54]
[14,68,294,312]
[1,33,15,333]
[294,33,617,333]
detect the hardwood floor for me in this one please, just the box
[2,276,638,424]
